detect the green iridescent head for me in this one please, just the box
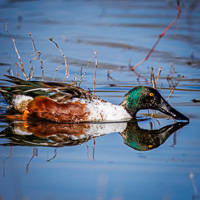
[120,86,189,121]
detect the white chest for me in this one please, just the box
[13,95,33,113]
[83,99,132,122]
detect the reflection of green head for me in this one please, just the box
[125,131,148,151]
[122,121,188,152]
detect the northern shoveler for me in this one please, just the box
[0,76,189,123]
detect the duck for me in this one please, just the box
[0,75,189,123]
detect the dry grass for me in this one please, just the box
[79,65,89,87]
[5,24,92,86]
[49,38,68,81]
[28,60,34,80]
[150,66,162,89]
[26,147,38,175]
[5,23,45,81]
[28,32,44,80]
[189,172,199,199]
[93,50,98,94]
[52,65,61,81]
[6,22,28,80]
[4,21,184,104]
[166,65,184,101]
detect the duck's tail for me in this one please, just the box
[0,75,45,104]
[0,75,24,104]
[0,87,13,105]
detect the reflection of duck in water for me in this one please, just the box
[0,120,188,151]
[0,76,189,123]
[0,121,127,147]
[121,120,188,151]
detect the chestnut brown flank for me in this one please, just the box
[27,96,89,122]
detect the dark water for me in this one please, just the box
[0,0,200,199]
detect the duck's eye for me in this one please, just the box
[149,92,154,97]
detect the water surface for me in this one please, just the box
[0,0,200,199]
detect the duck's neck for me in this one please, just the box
[120,100,138,117]
[120,88,143,117]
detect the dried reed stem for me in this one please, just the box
[93,50,98,94]
[133,69,148,83]
[150,66,162,89]
[130,0,181,70]
[150,67,155,88]
[49,38,68,81]
[93,137,96,160]
[12,38,28,79]
[28,60,34,80]
[73,74,77,84]
[47,149,57,162]
[167,75,183,101]
[26,147,38,175]
[5,21,28,79]
[28,32,44,80]
[79,64,89,87]
[11,37,28,80]
[171,63,176,75]
[15,63,19,78]
[189,172,198,198]
[155,66,162,86]
[52,65,61,81]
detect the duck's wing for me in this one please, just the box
[0,75,95,104]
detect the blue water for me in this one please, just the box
[0,0,200,199]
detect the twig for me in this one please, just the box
[73,73,77,85]
[12,37,28,79]
[93,50,98,94]
[130,0,181,70]
[2,146,12,177]
[47,149,57,162]
[28,60,34,80]
[79,63,89,87]
[92,137,96,160]
[86,144,89,160]
[15,63,19,78]
[52,65,61,81]
[49,38,68,81]
[7,68,14,76]
[26,147,38,175]
[133,69,148,83]
[149,121,153,130]
[107,69,119,81]
[167,75,183,101]
[189,172,199,199]
[150,66,162,89]
[155,66,162,86]
[28,32,44,80]
[79,70,87,86]
[150,67,155,88]
[107,70,114,80]
[171,63,176,76]
[5,22,28,80]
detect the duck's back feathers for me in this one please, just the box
[0,75,96,104]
